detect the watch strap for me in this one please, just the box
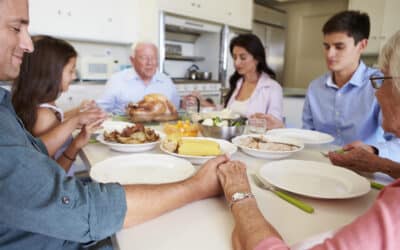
[229,192,255,210]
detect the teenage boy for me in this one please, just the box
[302,10,400,162]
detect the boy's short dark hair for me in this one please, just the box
[322,10,370,44]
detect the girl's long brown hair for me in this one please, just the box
[12,36,77,133]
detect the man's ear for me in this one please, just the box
[357,38,368,52]
[129,55,135,65]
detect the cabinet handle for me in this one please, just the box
[184,21,204,28]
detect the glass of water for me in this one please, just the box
[248,117,267,134]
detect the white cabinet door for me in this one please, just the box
[29,0,136,44]
[159,0,252,30]
[348,0,385,54]
[380,0,400,50]
[221,0,253,30]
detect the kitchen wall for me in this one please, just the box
[273,0,348,89]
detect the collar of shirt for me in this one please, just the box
[125,68,164,85]
[325,61,368,89]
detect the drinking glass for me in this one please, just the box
[248,117,267,134]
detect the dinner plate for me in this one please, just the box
[90,154,195,184]
[96,121,165,152]
[160,137,237,165]
[259,160,370,199]
[266,128,334,145]
[231,134,304,160]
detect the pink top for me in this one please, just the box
[226,72,283,120]
[255,179,400,250]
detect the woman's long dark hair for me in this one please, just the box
[224,33,276,106]
[12,36,77,133]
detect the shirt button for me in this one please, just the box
[336,111,340,116]
[62,196,70,205]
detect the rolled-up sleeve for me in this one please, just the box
[0,145,127,243]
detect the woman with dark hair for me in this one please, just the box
[224,34,283,125]
[12,36,106,175]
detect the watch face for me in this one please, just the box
[232,192,245,201]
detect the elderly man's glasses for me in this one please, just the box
[369,76,394,89]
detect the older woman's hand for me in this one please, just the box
[217,160,251,200]
[328,147,382,173]
[342,140,376,154]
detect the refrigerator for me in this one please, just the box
[221,21,286,87]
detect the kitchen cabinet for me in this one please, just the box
[159,0,253,30]
[348,0,400,54]
[56,84,105,111]
[29,0,137,44]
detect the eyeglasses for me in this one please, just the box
[369,76,394,89]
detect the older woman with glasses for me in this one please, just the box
[327,39,400,179]
[217,31,400,250]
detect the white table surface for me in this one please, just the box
[80,137,383,250]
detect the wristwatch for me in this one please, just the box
[229,192,255,209]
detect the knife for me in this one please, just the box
[251,174,314,214]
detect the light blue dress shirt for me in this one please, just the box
[96,68,180,114]
[302,61,400,162]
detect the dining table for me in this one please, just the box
[79,125,392,250]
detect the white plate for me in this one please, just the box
[266,128,334,145]
[97,124,165,153]
[259,160,370,199]
[231,134,304,160]
[160,137,237,164]
[90,154,195,184]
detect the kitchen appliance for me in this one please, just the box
[78,56,114,81]
[160,13,222,82]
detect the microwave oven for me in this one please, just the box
[78,56,114,81]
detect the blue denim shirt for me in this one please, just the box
[0,87,127,249]
[302,61,400,162]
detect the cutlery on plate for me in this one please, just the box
[251,174,314,214]
[371,181,385,190]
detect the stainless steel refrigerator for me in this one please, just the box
[221,22,286,87]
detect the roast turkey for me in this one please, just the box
[126,94,178,122]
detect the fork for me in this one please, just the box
[251,174,314,213]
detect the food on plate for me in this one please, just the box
[163,120,198,137]
[238,136,300,152]
[162,138,222,156]
[103,123,160,144]
[126,94,178,122]
[201,116,247,127]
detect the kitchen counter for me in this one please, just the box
[172,78,221,84]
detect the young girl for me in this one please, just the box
[12,36,106,175]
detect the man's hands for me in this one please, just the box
[188,155,229,200]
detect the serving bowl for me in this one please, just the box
[198,117,246,140]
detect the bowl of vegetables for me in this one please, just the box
[198,116,247,140]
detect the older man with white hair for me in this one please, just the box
[97,42,180,114]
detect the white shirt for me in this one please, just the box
[229,99,249,117]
